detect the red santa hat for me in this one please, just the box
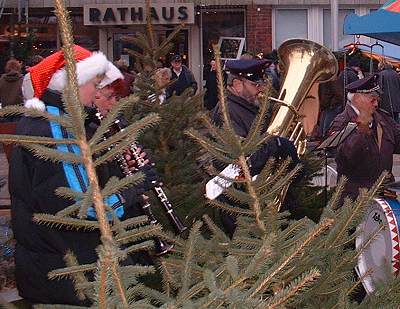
[25,45,109,111]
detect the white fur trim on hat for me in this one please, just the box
[48,52,109,92]
[98,62,124,89]
[24,97,46,111]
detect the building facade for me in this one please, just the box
[1,0,388,83]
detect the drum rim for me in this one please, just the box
[356,198,400,293]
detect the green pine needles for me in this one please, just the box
[2,1,400,308]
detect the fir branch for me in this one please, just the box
[202,214,230,243]
[48,262,96,280]
[197,112,238,148]
[54,5,85,137]
[22,143,83,164]
[115,224,162,245]
[243,97,269,151]
[243,234,275,278]
[122,35,152,56]
[96,251,112,309]
[101,174,144,200]
[155,24,185,60]
[186,128,236,164]
[55,187,85,201]
[207,199,254,216]
[124,240,155,255]
[159,260,173,297]
[145,0,156,50]
[260,268,321,309]
[49,252,95,303]
[77,187,94,219]
[213,45,234,134]
[56,203,81,217]
[33,213,100,231]
[0,134,76,146]
[0,105,72,128]
[127,282,170,305]
[178,221,203,297]
[327,172,387,249]
[111,263,129,308]
[88,95,138,148]
[238,155,266,232]
[112,215,149,232]
[248,218,334,298]
[34,305,85,309]
[225,255,240,280]
[93,115,161,166]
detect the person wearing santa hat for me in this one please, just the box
[9,45,156,306]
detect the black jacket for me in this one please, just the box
[168,65,198,96]
[212,91,298,175]
[379,66,400,114]
[10,90,146,306]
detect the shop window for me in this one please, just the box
[71,15,99,51]
[323,9,354,49]
[275,9,308,48]
[201,9,245,74]
[112,28,189,70]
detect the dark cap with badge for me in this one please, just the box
[171,54,182,62]
[346,74,381,94]
[225,59,270,83]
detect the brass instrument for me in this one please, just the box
[266,39,338,210]
[268,39,338,154]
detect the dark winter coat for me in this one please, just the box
[329,104,400,200]
[337,67,359,103]
[204,70,218,110]
[0,70,23,107]
[10,90,147,306]
[168,65,198,96]
[318,77,342,110]
[212,91,299,176]
[212,91,299,236]
[378,66,400,114]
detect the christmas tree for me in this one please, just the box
[1,1,400,308]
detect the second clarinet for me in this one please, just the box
[112,119,188,235]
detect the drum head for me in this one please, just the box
[356,198,400,294]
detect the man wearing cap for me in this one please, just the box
[212,59,299,236]
[329,74,400,201]
[9,46,155,305]
[167,54,197,96]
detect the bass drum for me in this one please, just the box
[356,198,400,294]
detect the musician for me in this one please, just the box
[329,74,400,201]
[212,59,299,236]
[9,46,156,306]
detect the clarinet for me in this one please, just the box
[110,118,187,235]
[94,111,172,255]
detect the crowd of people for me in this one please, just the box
[2,41,400,306]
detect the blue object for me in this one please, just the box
[343,0,400,46]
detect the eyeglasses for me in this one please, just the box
[242,78,265,88]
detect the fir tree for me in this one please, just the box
[1,1,400,308]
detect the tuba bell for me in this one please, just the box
[268,39,338,154]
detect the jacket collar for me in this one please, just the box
[41,89,64,110]
[227,91,259,114]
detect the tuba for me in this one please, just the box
[268,39,338,154]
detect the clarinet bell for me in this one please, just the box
[154,237,174,256]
